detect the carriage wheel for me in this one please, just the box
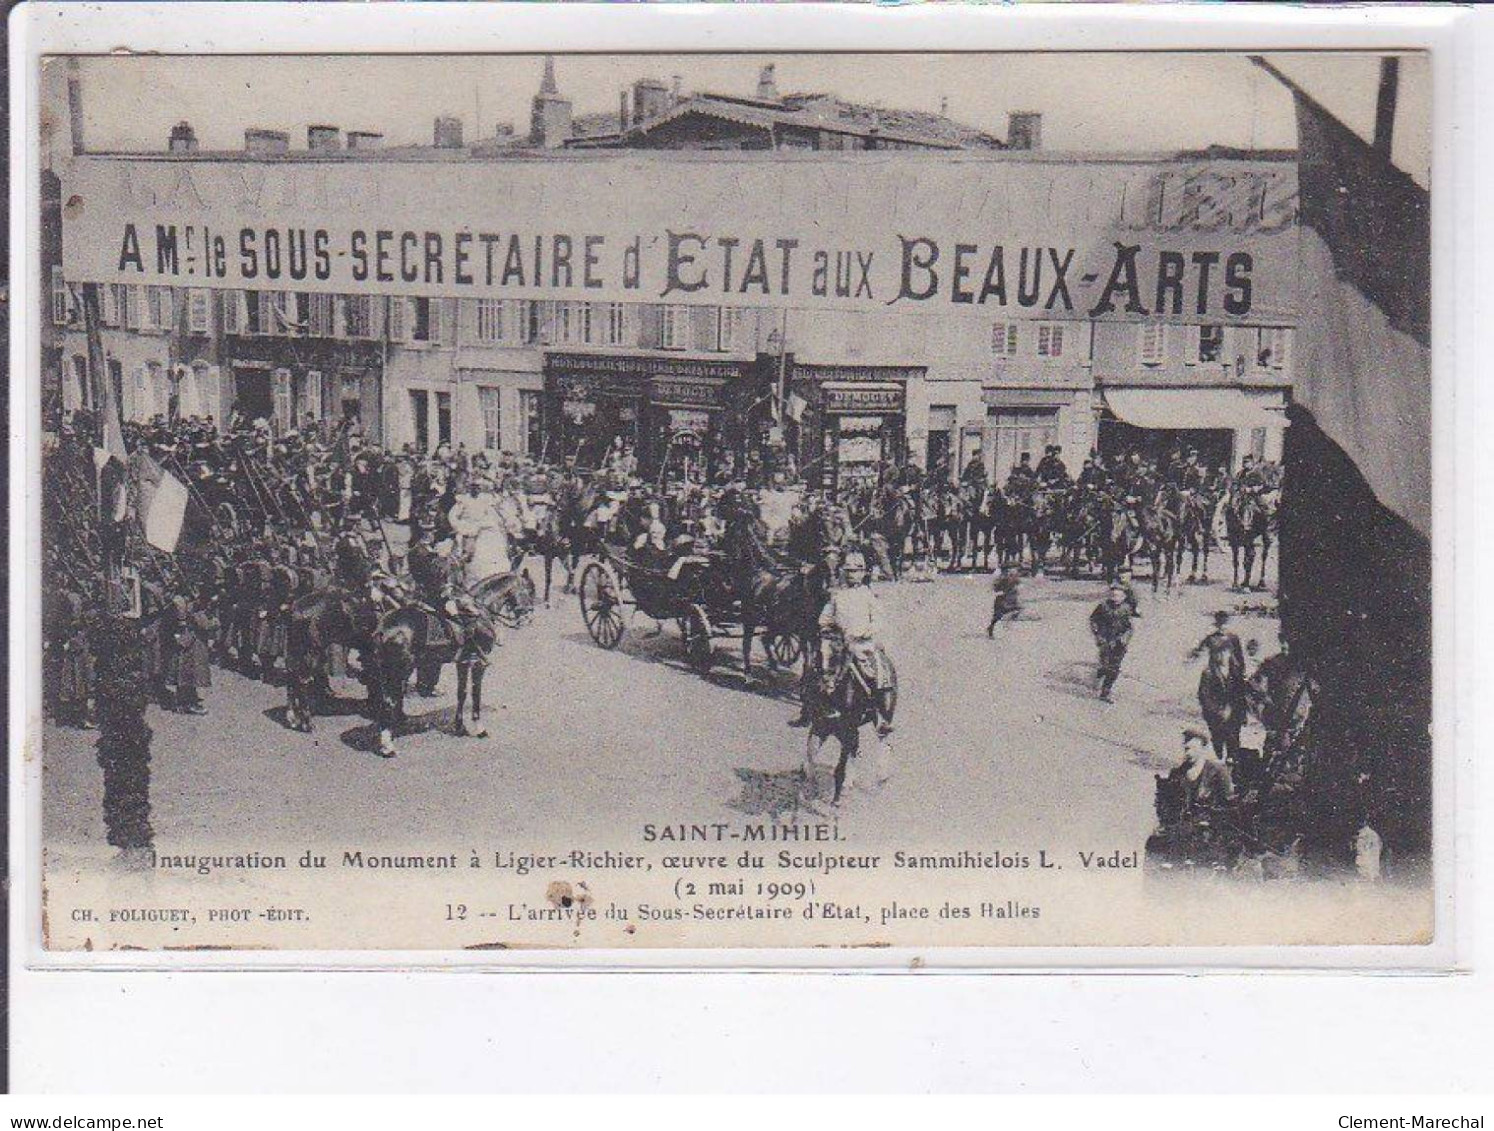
[683,604,714,673]
[579,562,625,649]
[765,632,802,669]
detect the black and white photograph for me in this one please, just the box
[28,45,1435,952]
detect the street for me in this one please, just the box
[45,563,1278,860]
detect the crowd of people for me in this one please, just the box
[42,408,1305,816]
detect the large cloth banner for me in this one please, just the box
[1292,90,1431,537]
[61,152,1298,323]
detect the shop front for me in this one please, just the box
[543,352,761,480]
[790,364,918,494]
[1097,385,1289,472]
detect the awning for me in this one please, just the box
[1102,388,1283,431]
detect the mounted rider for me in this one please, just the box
[1035,445,1070,488]
[817,550,894,733]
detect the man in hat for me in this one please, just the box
[1089,582,1137,702]
[1036,444,1069,488]
[960,450,988,495]
[1187,610,1250,767]
[817,550,892,725]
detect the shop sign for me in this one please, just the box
[649,376,725,409]
[668,409,712,436]
[824,384,905,414]
[838,434,884,464]
[553,373,635,401]
[797,365,925,385]
[550,353,746,382]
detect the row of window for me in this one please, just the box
[53,272,752,355]
[51,271,1293,372]
[990,318,1291,370]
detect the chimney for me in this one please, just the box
[346,130,384,151]
[244,128,290,156]
[168,121,199,153]
[939,95,949,116]
[307,124,342,152]
[434,115,464,149]
[671,74,683,105]
[540,54,559,96]
[1007,111,1042,151]
[756,63,780,102]
[632,78,669,124]
[619,89,631,132]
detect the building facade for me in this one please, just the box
[45,61,1293,484]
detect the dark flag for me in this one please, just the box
[1260,58,1433,858]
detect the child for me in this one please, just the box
[987,566,1021,637]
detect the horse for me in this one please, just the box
[1178,487,1219,583]
[372,602,499,757]
[877,487,918,581]
[1024,489,1059,575]
[1225,487,1274,591]
[1197,640,1249,764]
[512,496,570,607]
[554,476,603,593]
[1099,499,1140,583]
[928,484,966,571]
[283,589,381,734]
[801,645,898,805]
[739,558,834,705]
[1136,496,1179,593]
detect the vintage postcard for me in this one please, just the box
[26,45,1438,956]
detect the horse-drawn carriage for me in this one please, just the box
[577,537,803,675]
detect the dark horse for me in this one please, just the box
[726,508,830,687]
[284,589,382,735]
[801,646,898,805]
[1225,487,1276,591]
[374,603,499,756]
[877,487,918,581]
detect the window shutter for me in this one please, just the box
[1139,323,1165,366]
[125,286,142,330]
[387,296,407,342]
[1184,325,1200,365]
[639,304,662,349]
[51,267,68,326]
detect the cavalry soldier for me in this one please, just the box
[1036,445,1070,487]
[960,450,988,495]
[1236,453,1267,492]
[406,523,450,609]
[1089,582,1137,702]
[1006,452,1037,494]
[1077,456,1107,492]
[817,549,893,736]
